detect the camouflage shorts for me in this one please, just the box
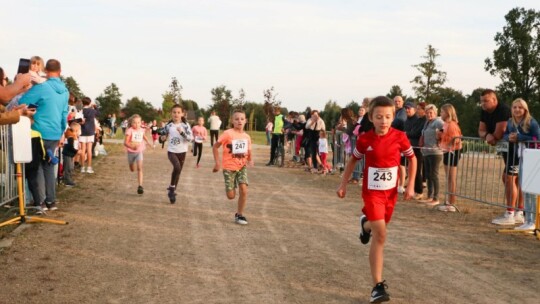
[223,166,248,192]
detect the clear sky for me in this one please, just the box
[2,0,539,111]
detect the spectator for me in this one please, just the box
[62,121,81,187]
[416,102,427,186]
[292,114,306,157]
[121,118,128,135]
[392,96,407,193]
[265,118,273,145]
[266,106,285,166]
[304,110,326,171]
[335,108,356,172]
[421,104,443,206]
[207,110,221,147]
[437,104,463,212]
[19,59,69,211]
[497,98,540,225]
[79,97,99,174]
[110,113,117,137]
[404,101,425,199]
[478,89,512,225]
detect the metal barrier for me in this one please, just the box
[0,124,19,207]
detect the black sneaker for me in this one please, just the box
[167,187,176,204]
[46,202,58,211]
[137,186,144,194]
[235,213,248,225]
[359,215,371,244]
[370,281,390,303]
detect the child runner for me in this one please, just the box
[161,105,193,204]
[212,109,253,225]
[337,96,416,303]
[191,117,208,168]
[124,114,151,195]
[318,129,332,175]
[150,120,160,148]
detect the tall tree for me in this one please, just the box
[95,83,122,121]
[210,85,233,129]
[386,85,407,100]
[411,44,447,104]
[345,100,360,115]
[484,7,540,104]
[161,77,183,119]
[122,97,158,123]
[262,86,281,118]
[320,99,341,128]
[62,76,84,99]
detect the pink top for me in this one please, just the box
[125,127,146,153]
[191,125,208,143]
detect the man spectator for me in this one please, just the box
[19,59,68,211]
[266,107,285,166]
[207,110,221,147]
[478,89,514,225]
[404,101,425,199]
[392,96,407,193]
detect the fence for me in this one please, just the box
[0,124,19,208]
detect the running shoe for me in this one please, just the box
[235,213,248,225]
[137,186,144,195]
[370,281,390,303]
[167,187,176,204]
[359,215,371,244]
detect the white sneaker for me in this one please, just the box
[491,212,516,225]
[81,167,86,173]
[514,221,535,231]
[437,203,456,212]
[397,186,405,194]
[86,167,95,174]
[514,211,525,224]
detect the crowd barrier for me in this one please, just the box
[0,124,20,208]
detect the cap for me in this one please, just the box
[404,101,415,109]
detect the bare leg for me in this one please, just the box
[137,159,143,186]
[237,183,248,215]
[364,219,386,285]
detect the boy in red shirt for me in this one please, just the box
[212,109,254,225]
[337,96,417,303]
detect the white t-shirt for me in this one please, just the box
[318,138,328,153]
[166,122,193,153]
[208,115,222,131]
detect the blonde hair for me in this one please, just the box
[30,56,45,72]
[129,114,141,126]
[441,104,459,123]
[425,104,438,115]
[511,98,532,133]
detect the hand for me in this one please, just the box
[247,159,254,167]
[212,164,220,172]
[486,133,496,146]
[508,132,518,143]
[404,186,414,200]
[177,126,185,133]
[336,184,347,198]
[131,142,140,149]
[15,73,32,90]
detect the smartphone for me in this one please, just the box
[17,58,31,74]
[28,104,38,109]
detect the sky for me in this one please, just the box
[2,0,539,111]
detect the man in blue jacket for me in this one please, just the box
[20,59,68,211]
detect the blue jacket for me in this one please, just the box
[19,77,68,140]
[503,117,540,142]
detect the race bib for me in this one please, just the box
[132,131,144,143]
[367,166,398,190]
[195,136,203,143]
[232,139,248,154]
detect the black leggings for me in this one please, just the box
[210,130,219,146]
[193,142,203,165]
[168,152,186,188]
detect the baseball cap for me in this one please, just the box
[404,101,416,109]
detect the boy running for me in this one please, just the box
[337,96,416,303]
[212,109,253,225]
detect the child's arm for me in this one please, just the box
[404,156,417,200]
[143,134,151,145]
[337,156,359,198]
[124,133,135,150]
[212,141,222,172]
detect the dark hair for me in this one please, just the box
[45,59,61,72]
[0,67,5,87]
[340,108,355,124]
[417,101,426,110]
[368,96,395,119]
[82,96,92,106]
[171,104,187,123]
[481,89,497,97]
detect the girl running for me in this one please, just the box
[151,120,160,148]
[160,105,193,204]
[124,114,151,194]
[191,117,208,168]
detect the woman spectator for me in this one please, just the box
[292,115,306,158]
[265,118,273,145]
[335,108,356,172]
[437,104,463,212]
[304,110,326,171]
[421,104,444,206]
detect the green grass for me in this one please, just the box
[246,130,268,146]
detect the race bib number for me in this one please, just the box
[195,136,203,143]
[232,139,248,154]
[367,167,398,190]
[132,131,144,143]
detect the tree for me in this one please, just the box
[262,86,281,118]
[386,85,407,100]
[320,100,341,128]
[62,76,84,99]
[485,7,540,105]
[210,85,233,129]
[411,44,447,104]
[122,97,159,123]
[95,83,122,121]
[345,100,360,115]
[161,77,183,120]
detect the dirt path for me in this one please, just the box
[0,142,539,304]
